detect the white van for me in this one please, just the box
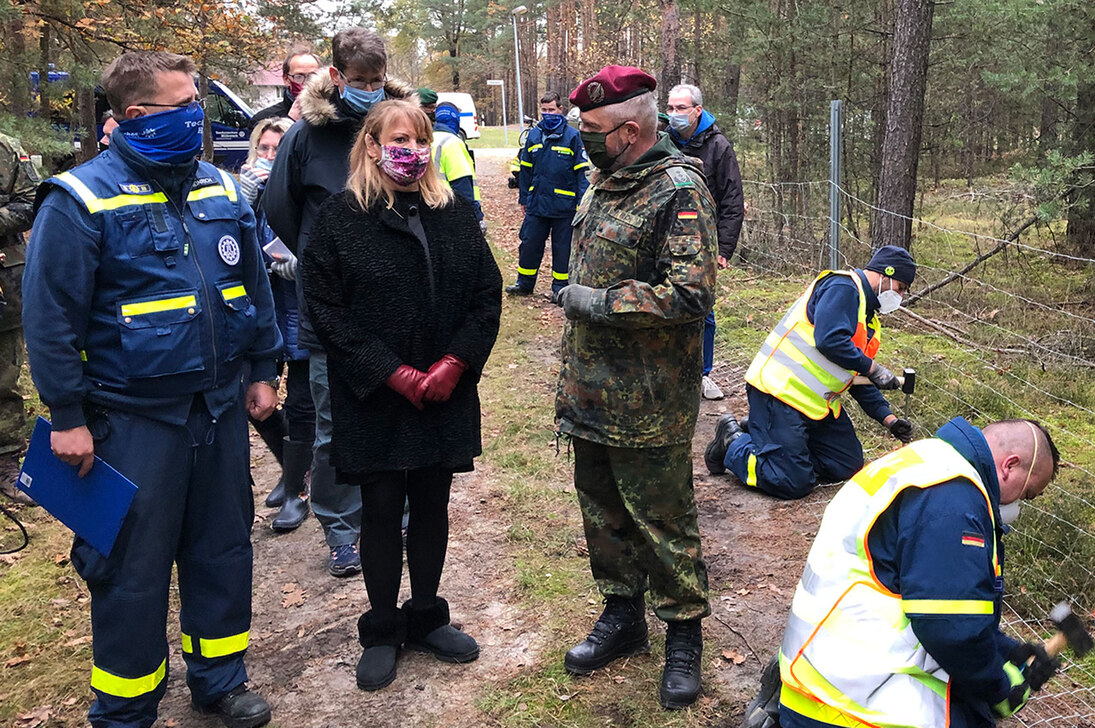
[436,92,481,140]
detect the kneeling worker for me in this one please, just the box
[705,245,916,499]
[745,416,1060,728]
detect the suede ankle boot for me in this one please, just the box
[271,437,311,532]
[356,609,406,691]
[660,619,703,709]
[403,597,480,663]
[564,595,649,676]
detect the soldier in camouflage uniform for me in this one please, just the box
[0,133,39,455]
[554,66,717,710]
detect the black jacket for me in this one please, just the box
[249,90,293,129]
[671,118,745,260]
[301,190,502,474]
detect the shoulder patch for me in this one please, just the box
[666,166,695,189]
[118,182,153,195]
[192,176,218,189]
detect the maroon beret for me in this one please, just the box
[569,65,657,112]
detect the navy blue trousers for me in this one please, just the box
[724,385,864,499]
[515,213,573,293]
[73,397,253,728]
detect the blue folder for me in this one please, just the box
[14,416,138,557]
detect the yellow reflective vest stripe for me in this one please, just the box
[779,439,999,728]
[745,270,880,420]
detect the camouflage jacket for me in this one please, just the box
[556,134,717,447]
[0,133,39,245]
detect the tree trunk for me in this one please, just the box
[76,86,97,164]
[1066,81,1095,258]
[723,62,741,122]
[4,15,30,117]
[198,74,213,162]
[38,24,52,121]
[658,0,680,107]
[873,0,935,251]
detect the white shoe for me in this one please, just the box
[701,375,724,400]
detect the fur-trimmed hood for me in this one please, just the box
[297,68,419,127]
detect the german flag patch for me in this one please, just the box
[961,532,985,548]
[677,211,698,220]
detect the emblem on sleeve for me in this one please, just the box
[961,532,985,548]
[677,211,698,220]
[218,235,241,266]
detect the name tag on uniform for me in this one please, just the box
[118,182,153,194]
[192,176,218,188]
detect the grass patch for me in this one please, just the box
[467,126,522,150]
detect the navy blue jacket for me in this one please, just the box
[255,203,308,362]
[518,115,590,219]
[806,269,893,423]
[24,133,281,429]
[783,417,1017,728]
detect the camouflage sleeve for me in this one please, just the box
[0,138,41,238]
[588,172,717,329]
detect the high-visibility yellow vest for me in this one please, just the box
[778,439,1000,728]
[432,131,481,202]
[745,270,881,420]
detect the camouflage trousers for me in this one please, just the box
[0,328,24,452]
[572,437,710,622]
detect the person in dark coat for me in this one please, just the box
[667,83,745,401]
[301,99,502,693]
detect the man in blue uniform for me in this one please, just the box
[743,417,1060,728]
[704,245,917,499]
[505,90,590,301]
[23,51,282,728]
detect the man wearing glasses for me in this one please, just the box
[250,44,321,129]
[24,51,282,728]
[263,27,418,579]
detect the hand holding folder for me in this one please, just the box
[14,417,138,557]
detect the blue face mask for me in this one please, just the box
[340,83,385,116]
[118,103,204,165]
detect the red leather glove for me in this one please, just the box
[421,354,468,403]
[386,365,427,410]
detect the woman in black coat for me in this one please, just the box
[302,100,502,691]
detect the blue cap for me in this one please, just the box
[434,103,460,128]
[865,245,916,286]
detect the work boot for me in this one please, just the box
[404,597,480,663]
[356,609,407,691]
[192,684,271,728]
[253,409,287,508]
[740,416,750,433]
[505,283,533,296]
[564,595,649,675]
[742,655,783,728]
[271,437,310,532]
[704,414,744,475]
[660,619,703,710]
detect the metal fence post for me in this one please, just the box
[829,99,843,271]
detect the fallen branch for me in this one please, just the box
[896,307,1031,356]
[710,612,764,665]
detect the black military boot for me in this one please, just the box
[192,684,271,728]
[742,654,783,728]
[660,619,703,709]
[403,597,480,663]
[704,414,744,475]
[271,437,310,532]
[564,595,649,675]
[356,609,407,691]
[505,283,533,296]
[253,409,287,507]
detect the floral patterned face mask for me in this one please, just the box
[377,144,431,186]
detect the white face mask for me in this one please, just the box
[999,500,1021,526]
[877,278,902,315]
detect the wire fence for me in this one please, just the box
[715,177,1095,725]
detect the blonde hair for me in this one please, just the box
[246,117,293,167]
[346,100,453,211]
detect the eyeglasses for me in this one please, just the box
[134,98,205,111]
[287,72,317,84]
[257,144,279,155]
[337,69,386,92]
[665,104,695,113]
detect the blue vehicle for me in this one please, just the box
[32,71,255,170]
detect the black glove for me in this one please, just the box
[993,661,1031,718]
[1008,642,1060,691]
[556,284,595,321]
[867,362,900,390]
[888,418,914,443]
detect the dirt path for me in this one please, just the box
[149,148,832,728]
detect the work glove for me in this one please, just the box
[385,365,427,411]
[421,354,468,403]
[270,250,299,281]
[479,218,488,235]
[888,418,914,443]
[867,362,901,390]
[556,284,595,321]
[992,661,1031,718]
[1008,642,1060,691]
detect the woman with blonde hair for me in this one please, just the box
[302,99,501,691]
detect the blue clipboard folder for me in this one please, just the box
[15,416,138,557]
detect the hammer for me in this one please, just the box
[851,368,917,418]
[1045,601,1094,659]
